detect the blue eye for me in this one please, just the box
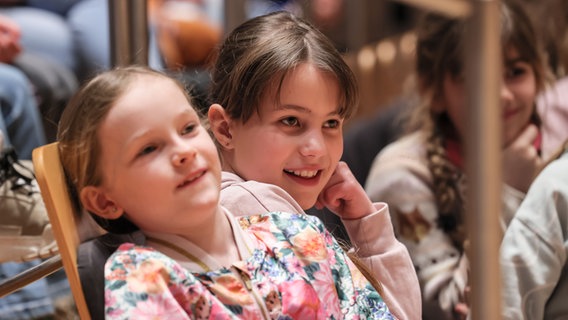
[281,117,299,127]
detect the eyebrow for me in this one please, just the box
[274,104,340,117]
[128,129,152,144]
[126,109,196,144]
[504,57,529,66]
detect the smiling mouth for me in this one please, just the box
[177,171,206,188]
[503,109,519,119]
[283,169,319,178]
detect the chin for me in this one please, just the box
[503,131,517,147]
[296,196,317,211]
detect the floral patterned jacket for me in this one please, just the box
[104,212,394,319]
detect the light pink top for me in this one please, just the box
[538,76,568,160]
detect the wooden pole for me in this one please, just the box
[109,0,149,67]
[465,1,502,319]
[390,0,502,318]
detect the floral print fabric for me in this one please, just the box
[104,212,394,319]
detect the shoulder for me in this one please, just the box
[538,76,568,108]
[240,212,324,232]
[106,242,184,272]
[105,244,175,284]
[376,131,428,159]
[105,243,196,287]
[80,232,146,276]
[536,152,568,183]
[367,131,430,180]
[521,151,568,204]
[108,243,166,263]
[366,132,432,200]
[240,212,328,247]
[514,151,568,222]
[220,171,304,216]
[241,213,344,272]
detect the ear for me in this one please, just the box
[80,186,124,219]
[208,104,234,150]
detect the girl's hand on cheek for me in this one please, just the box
[502,123,542,193]
[315,161,375,220]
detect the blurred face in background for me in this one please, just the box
[441,46,537,147]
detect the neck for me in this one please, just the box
[219,151,239,174]
[180,206,241,267]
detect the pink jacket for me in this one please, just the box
[220,171,422,320]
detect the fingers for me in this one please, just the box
[319,162,355,205]
[454,303,469,319]
[502,124,542,192]
[508,124,537,148]
[318,161,374,219]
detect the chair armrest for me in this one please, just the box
[0,254,63,298]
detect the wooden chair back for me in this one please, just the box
[32,142,91,320]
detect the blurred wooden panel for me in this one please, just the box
[343,31,417,126]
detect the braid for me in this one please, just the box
[425,119,466,250]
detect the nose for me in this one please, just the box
[171,141,197,166]
[299,130,326,158]
[500,79,514,105]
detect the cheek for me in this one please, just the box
[518,85,537,109]
[232,134,287,179]
[206,150,222,182]
[328,135,343,163]
[512,82,537,123]
[238,134,280,160]
[510,74,537,108]
[117,170,151,194]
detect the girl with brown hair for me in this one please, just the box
[365,0,550,318]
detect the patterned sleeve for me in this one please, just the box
[500,158,568,319]
[366,165,468,318]
[264,212,394,319]
[104,243,238,319]
[341,203,421,320]
[303,214,395,319]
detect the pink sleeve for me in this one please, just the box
[342,202,422,320]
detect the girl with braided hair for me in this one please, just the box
[365,0,551,318]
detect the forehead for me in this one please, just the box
[262,64,341,112]
[103,75,196,127]
[503,45,522,60]
[117,75,188,108]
